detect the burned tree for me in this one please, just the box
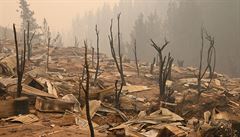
[78,68,85,107]
[74,36,79,47]
[150,39,174,101]
[13,24,26,97]
[117,14,125,85]
[177,60,184,67]
[26,21,35,60]
[91,47,94,68]
[150,57,156,74]
[108,13,126,86]
[114,80,124,109]
[93,25,100,85]
[197,28,216,97]
[81,41,95,137]
[133,39,139,76]
[46,37,50,72]
[19,0,39,35]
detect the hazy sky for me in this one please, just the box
[0,0,118,31]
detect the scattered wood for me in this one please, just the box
[122,85,151,93]
[0,55,16,76]
[82,100,101,119]
[35,97,74,113]
[22,84,57,98]
[0,97,29,118]
[3,114,38,124]
[158,125,187,137]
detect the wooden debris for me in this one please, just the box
[0,77,17,89]
[23,75,45,90]
[0,55,16,76]
[3,114,38,124]
[62,94,81,112]
[158,125,187,137]
[123,85,151,93]
[82,100,101,119]
[125,127,146,137]
[0,97,29,118]
[35,97,74,113]
[101,103,128,121]
[150,108,184,121]
[22,84,57,98]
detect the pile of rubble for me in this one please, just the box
[0,44,240,137]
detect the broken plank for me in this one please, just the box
[159,125,187,137]
[22,84,57,98]
[123,85,151,93]
[35,97,74,113]
[0,97,29,118]
[82,100,101,119]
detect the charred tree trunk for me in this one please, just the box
[13,24,26,97]
[94,25,100,86]
[91,47,94,68]
[114,80,123,109]
[197,28,216,97]
[150,57,156,74]
[74,36,79,47]
[26,22,35,61]
[46,37,50,72]
[108,14,126,86]
[117,13,126,86]
[133,39,139,76]
[78,68,85,107]
[82,41,95,137]
[150,39,173,102]
[177,60,184,67]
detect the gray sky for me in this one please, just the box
[0,0,118,31]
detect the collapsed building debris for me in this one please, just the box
[0,37,240,137]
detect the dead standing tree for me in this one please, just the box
[74,36,79,47]
[150,57,156,74]
[108,13,126,86]
[91,47,94,68]
[114,80,124,109]
[93,25,100,85]
[26,21,35,60]
[78,68,85,107]
[133,39,139,76]
[13,24,26,97]
[46,37,50,72]
[117,14,125,86]
[197,28,216,97]
[150,39,174,102]
[81,41,95,137]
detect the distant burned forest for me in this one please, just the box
[71,0,240,77]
